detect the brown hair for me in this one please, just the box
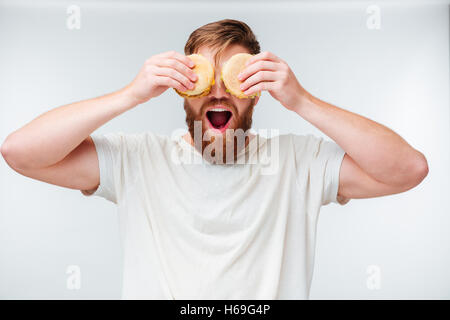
[184,19,261,67]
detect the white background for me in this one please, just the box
[0,0,449,299]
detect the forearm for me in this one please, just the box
[294,93,427,186]
[1,85,138,169]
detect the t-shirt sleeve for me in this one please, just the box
[292,133,349,206]
[80,132,136,204]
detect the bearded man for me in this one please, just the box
[1,19,428,299]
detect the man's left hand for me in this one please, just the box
[238,51,308,111]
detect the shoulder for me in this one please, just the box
[91,131,172,153]
[287,133,338,154]
[273,133,342,165]
[267,133,322,153]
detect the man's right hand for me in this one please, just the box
[125,50,198,105]
[0,50,199,194]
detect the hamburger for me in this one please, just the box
[174,54,215,98]
[221,53,261,99]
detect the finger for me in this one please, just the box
[244,51,281,68]
[154,66,195,90]
[155,58,198,82]
[240,71,280,91]
[238,60,278,82]
[160,50,195,69]
[154,76,189,92]
[240,70,279,91]
[243,81,276,96]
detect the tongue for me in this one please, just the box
[209,111,229,128]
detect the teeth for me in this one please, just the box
[209,108,228,112]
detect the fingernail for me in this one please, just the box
[237,73,243,80]
[240,84,245,90]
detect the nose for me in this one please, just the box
[209,68,230,99]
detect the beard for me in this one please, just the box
[184,97,256,164]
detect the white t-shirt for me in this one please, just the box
[81,130,348,299]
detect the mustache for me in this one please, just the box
[201,99,237,115]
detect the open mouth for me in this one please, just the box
[206,108,233,131]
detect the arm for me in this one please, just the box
[1,88,134,192]
[239,51,429,201]
[0,51,197,192]
[294,93,429,201]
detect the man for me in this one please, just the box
[1,19,428,299]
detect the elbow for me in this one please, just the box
[0,138,12,163]
[1,137,28,170]
[409,152,429,187]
